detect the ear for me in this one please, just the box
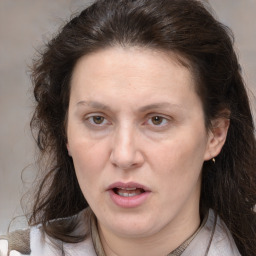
[204,117,230,161]
[66,142,72,157]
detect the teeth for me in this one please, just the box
[117,187,137,191]
[115,187,144,197]
[118,192,138,197]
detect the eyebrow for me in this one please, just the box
[138,102,182,112]
[76,100,111,111]
[76,100,182,112]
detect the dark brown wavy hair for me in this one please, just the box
[28,0,256,255]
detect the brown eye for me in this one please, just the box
[151,116,164,125]
[92,116,105,125]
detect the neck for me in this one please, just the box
[98,207,201,256]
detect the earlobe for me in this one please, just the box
[66,143,72,157]
[204,117,230,161]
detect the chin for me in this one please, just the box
[99,211,161,238]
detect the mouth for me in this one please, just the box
[107,182,151,208]
[113,187,146,197]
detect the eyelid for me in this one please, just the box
[83,112,172,128]
[146,113,171,120]
[145,113,172,127]
[84,113,112,127]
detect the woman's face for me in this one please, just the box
[67,47,215,239]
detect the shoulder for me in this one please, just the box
[0,226,65,256]
[0,227,57,256]
[209,212,241,256]
[0,208,97,256]
[0,229,30,256]
[182,209,241,256]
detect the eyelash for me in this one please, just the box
[145,115,169,127]
[86,115,111,127]
[84,114,170,128]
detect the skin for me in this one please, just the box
[67,47,229,256]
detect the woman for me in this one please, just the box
[0,0,255,255]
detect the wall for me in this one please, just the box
[0,0,255,233]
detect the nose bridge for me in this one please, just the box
[114,122,135,158]
[110,122,143,169]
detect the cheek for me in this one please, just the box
[69,138,110,183]
[69,138,111,206]
[150,134,207,185]
[148,138,205,210]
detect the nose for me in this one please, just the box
[110,126,144,170]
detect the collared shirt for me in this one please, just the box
[0,208,241,256]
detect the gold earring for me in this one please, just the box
[212,158,216,163]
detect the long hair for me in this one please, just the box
[29,0,256,254]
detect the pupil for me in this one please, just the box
[93,116,104,124]
[152,116,162,125]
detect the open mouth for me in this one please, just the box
[113,187,145,197]
[108,183,150,207]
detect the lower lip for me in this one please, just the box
[108,189,151,208]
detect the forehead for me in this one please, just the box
[69,46,199,110]
[71,46,195,85]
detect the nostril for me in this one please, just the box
[110,149,145,170]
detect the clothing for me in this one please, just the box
[0,208,241,256]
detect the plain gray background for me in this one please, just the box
[1,0,256,233]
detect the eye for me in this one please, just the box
[91,116,105,124]
[87,115,109,126]
[147,116,168,126]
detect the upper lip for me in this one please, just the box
[107,182,151,192]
